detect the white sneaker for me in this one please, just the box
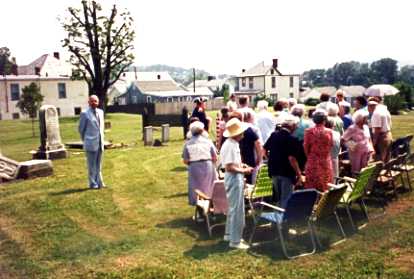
[229,240,250,250]
[223,235,230,241]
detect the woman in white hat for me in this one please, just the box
[182,121,217,206]
[219,118,253,249]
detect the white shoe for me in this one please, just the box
[229,240,250,250]
[223,235,230,241]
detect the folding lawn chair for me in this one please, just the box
[249,189,318,259]
[245,164,273,222]
[310,184,348,248]
[334,163,381,231]
[194,180,228,237]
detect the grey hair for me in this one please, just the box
[291,104,305,117]
[327,104,339,116]
[257,100,268,111]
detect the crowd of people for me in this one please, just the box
[182,91,393,249]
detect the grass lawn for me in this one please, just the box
[0,112,414,278]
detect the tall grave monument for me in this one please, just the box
[33,105,68,160]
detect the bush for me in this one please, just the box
[253,94,274,107]
[384,94,406,115]
[304,98,320,106]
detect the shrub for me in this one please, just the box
[384,94,406,115]
[304,98,320,106]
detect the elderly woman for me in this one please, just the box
[342,110,374,173]
[304,109,333,192]
[182,121,217,205]
[291,104,311,142]
[327,103,344,135]
[326,117,341,181]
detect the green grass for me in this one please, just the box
[0,112,414,278]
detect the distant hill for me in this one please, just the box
[129,64,211,85]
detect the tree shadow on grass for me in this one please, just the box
[49,188,90,196]
[171,166,187,172]
[164,192,187,199]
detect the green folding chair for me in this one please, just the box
[245,164,273,223]
[310,184,348,248]
[334,163,379,231]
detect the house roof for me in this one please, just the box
[134,80,182,92]
[145,89,212,98]
[17,54,48,75]
[187,79,226,89]
[0,75,71,81]
[314,86,337,96]
[339,85,366,97]
[240,62,277,77]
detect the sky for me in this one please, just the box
[1,0,414,76]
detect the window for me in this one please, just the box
[290,77,294,88]
[248,77,253,89]
[12,113,20,119]
[272,94,278,101]
[241,77,246,87]
[146,96,152,103]
[289,93,294,98]
[74,107,81,115]
[56,108,61,116]
[10,84,20,101]
[167,97,172,103]
[131,95,138,104]
[58,83,66,99]
[271,77,276,88]
[271,69,274,75]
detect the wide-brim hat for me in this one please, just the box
[223,118,248,138]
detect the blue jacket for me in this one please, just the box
[78,108,104,151]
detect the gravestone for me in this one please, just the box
[17,160,53,179]
[144,126,153,146]
[33,105,68,160]
[161,124,170,143]
[0,155,20,182]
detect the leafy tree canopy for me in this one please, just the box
[61,0,135,109]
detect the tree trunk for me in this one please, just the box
[31,117,35,137]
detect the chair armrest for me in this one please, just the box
[336,176,356,183]
[259,201,285,212]
[195,189,211,200]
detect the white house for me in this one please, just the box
[114,71,213,105]
[236,58,300,101]
[0,53,89,120]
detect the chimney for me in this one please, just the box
[53,52,60,60]
[272,59,278,69]
[242,69,246,73]
[35,67,41,76]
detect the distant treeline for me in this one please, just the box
[302,58,414,88]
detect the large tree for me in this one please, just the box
[16,83,44,137]
[370,58,398,84]
[61,0,135,109]
[0,47,15,76]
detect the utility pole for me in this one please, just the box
[193,68,196,93]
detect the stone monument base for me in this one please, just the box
[17,160,53,179]
[33,148,68,160]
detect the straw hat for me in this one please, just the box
[223,118,248,138]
